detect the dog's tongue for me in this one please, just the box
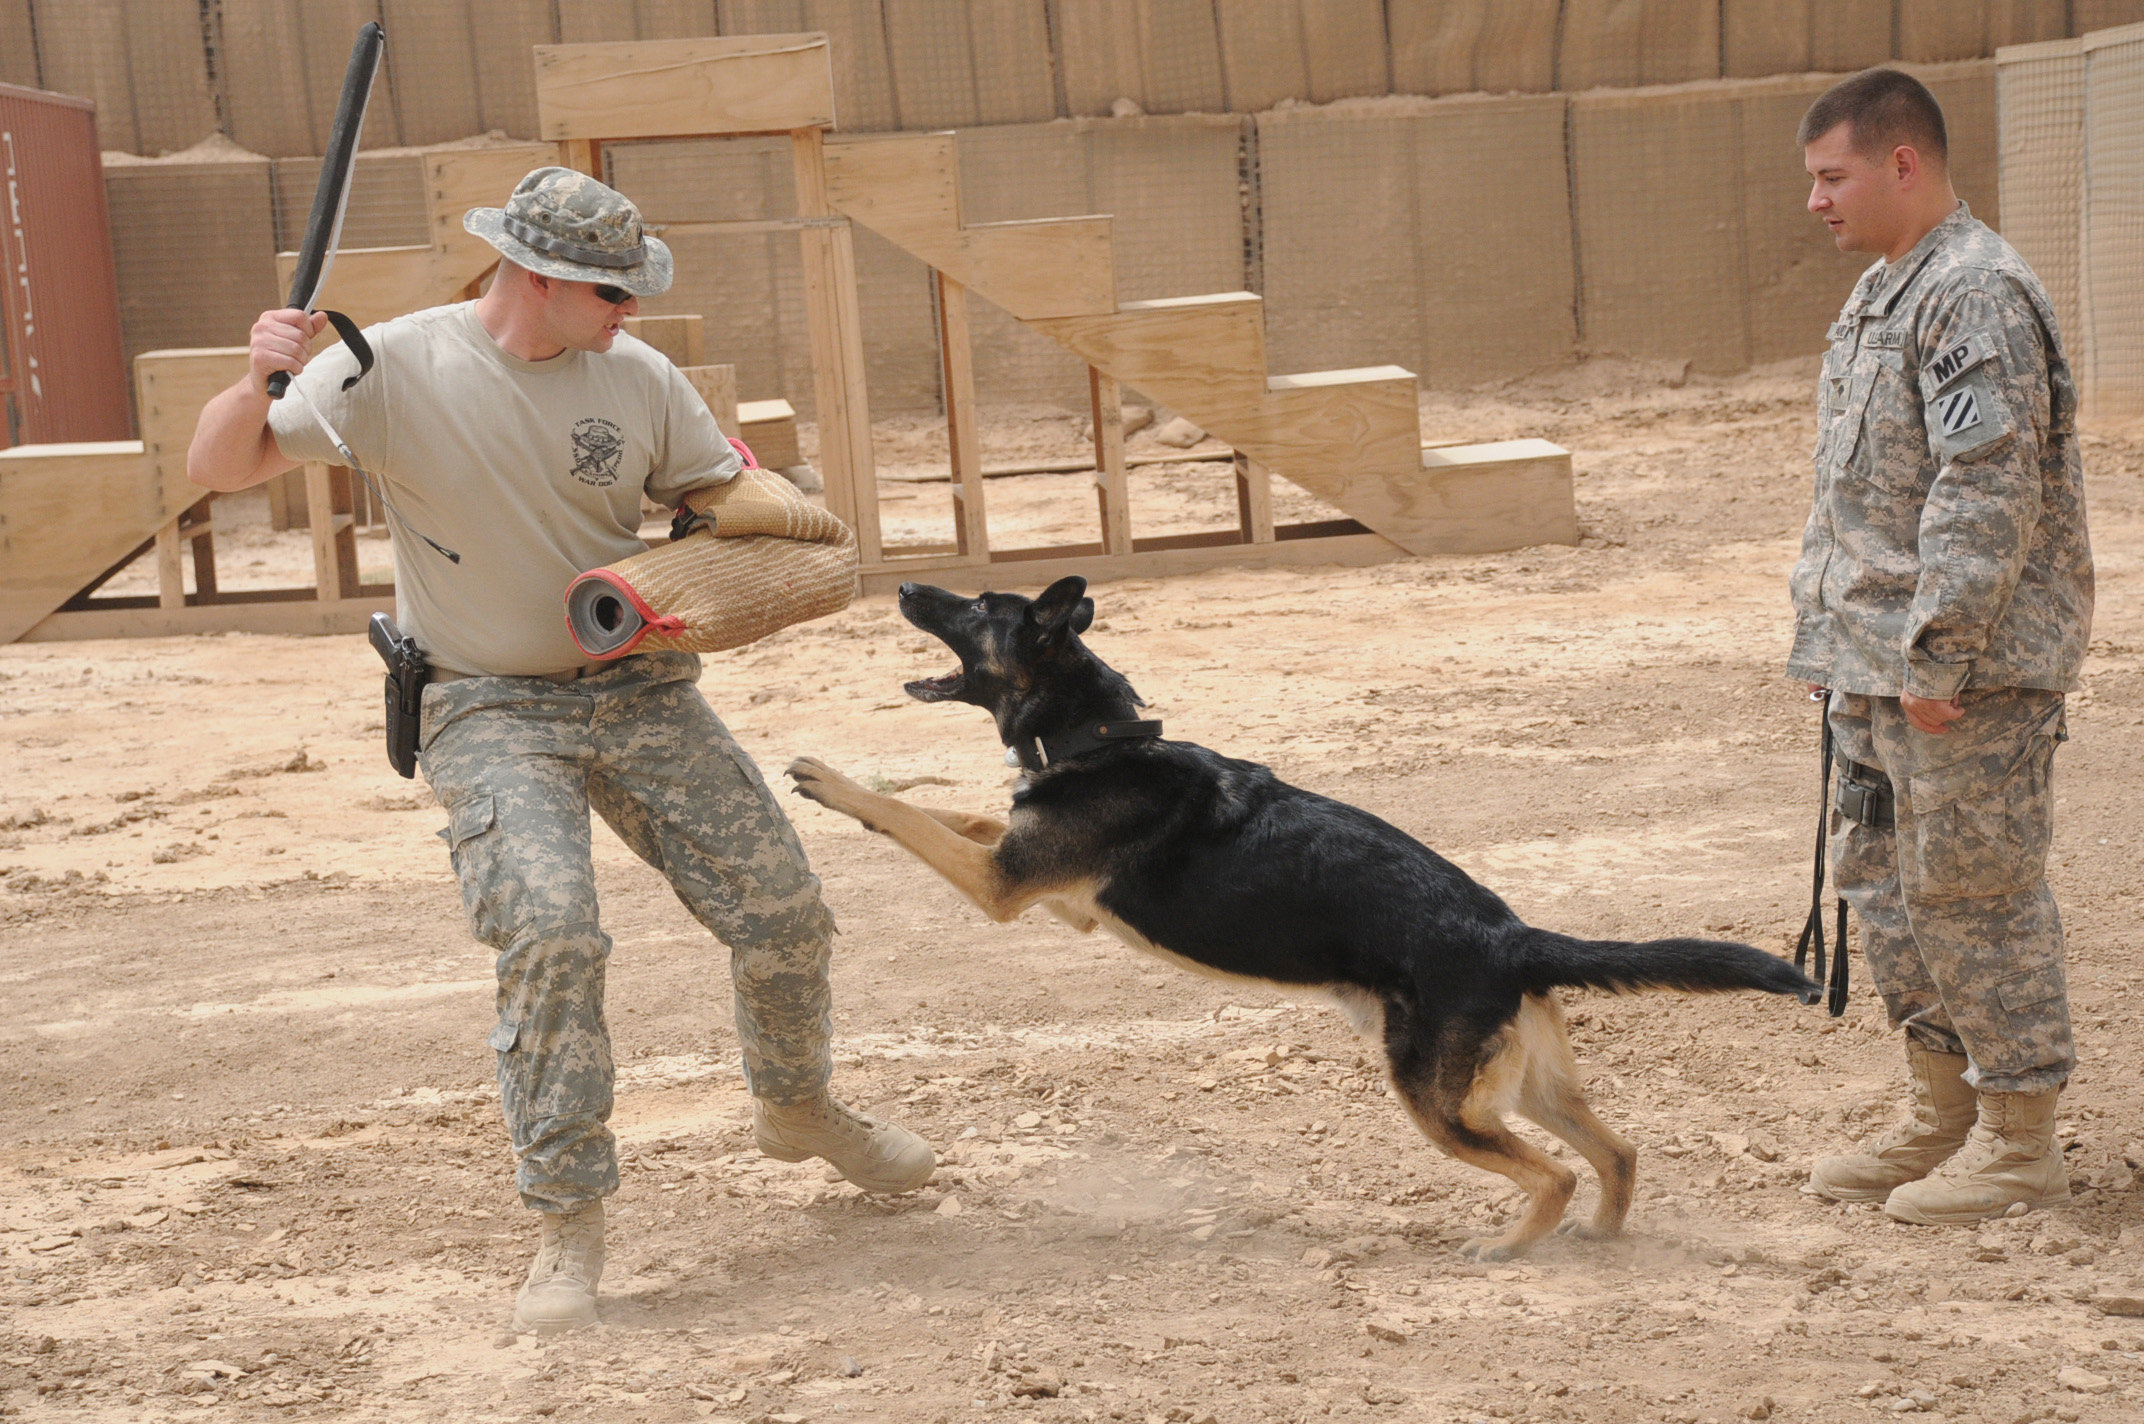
[904,669,963,701]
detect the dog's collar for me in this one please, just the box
[1005,717,1162,772]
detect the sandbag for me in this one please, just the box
[564,464,857,659]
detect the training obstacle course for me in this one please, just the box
[2,30,1576,646]
[533,31,1576,595]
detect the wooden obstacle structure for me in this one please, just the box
[3,30,1576,647]
[534,31,1576,595]
[0,347,394,643]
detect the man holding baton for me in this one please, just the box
[188,166,933,1330]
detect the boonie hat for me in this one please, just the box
[465,167,673,297]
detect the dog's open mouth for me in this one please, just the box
[904,669,966,702]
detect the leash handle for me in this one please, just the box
[1795,692,1849,1016]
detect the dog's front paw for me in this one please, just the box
[785,757,867,816]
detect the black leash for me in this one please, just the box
[1794,689,1850,1017]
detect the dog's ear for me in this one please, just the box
[1029,576,1090,637]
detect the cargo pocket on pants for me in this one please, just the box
[1905,736,2054,899]
[487,1018,523,1053]
[444,793,507,945]
[1995,964,2066,1012]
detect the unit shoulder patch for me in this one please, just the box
[1925,367,2015,462]
[1933,384,1982,438]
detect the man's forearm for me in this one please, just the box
[1903,449,2042,698]
[188,378,298,492]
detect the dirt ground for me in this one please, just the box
[5,358,2144,1424]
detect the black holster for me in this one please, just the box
[367,613,428,779]
[1835,758,1896,829]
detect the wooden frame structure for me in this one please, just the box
[4,34,1579,648]
[534,32,1579,598]
[0,348,394,643]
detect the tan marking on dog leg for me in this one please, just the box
[1392,1027,1576,1261]
[916,806,1008,846]
[786,757,1060,921]
[1512,995,1638,1238]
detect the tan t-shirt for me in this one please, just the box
[268,302,739,675]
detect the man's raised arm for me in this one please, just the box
[186,308,329,492]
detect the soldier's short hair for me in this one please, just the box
[1797,68,1948,165]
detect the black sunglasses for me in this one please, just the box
[591,283,633,306]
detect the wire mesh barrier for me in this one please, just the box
[1999,22,2144,421]
[17,0,2144,160]
[1257,97,1576,386]
[83,62,2023,422]
[1997,39,2088,360]
[2083,27,2144,421]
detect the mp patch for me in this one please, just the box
[1935,384,1983,438]
[1926,332,1992,390]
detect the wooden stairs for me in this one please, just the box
[821,129,1577,580]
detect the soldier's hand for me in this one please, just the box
[249,308,330,396]
[1900,692,1965,735]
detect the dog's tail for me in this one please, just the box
[1511,926,1820,1004]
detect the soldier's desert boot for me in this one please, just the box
[1883,1089,2071,1225]
[1810,1041,1975,1202]
[755,1094,934,1194]
[512,1199,604,1332]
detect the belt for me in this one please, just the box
[431,663,609,685]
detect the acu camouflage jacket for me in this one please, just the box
[1787,204,2092,700]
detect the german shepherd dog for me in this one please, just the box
[786,577,1819,1258]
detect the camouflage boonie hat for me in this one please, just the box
[465,167,673,297]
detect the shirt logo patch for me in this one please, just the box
[1927,334,1988,388]
[569,417,625,487]
[1935,386,1982,437]
[1864,327,1906,349]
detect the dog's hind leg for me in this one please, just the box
[1389,1020,1577,1261]
[1511,995,1638,1239]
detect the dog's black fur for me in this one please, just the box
[787,576,1819,1257]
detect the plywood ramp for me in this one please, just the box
[0,443,158,643]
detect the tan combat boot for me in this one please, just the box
[1809,1040,1976,1202]
[512,1199,604,1332]
[1884,1089,2071,1225]
[755,1094,934,1194]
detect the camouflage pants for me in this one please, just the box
[1826,687,2073,1094]
[418,651,837,1212]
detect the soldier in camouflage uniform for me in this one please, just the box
[1790,71,2093,1225]
[188,169,934,1332]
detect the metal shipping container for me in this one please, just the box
[0,83,131,447]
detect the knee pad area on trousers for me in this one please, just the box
[493,921,612,1035]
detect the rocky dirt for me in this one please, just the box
[5,358,2144,1424]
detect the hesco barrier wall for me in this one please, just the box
[8,0,2140,158]
[1999,22,2144,420]
[95,62,2003,416]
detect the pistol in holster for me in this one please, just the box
[1835,758,1896,829]
[367,612,428,779]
